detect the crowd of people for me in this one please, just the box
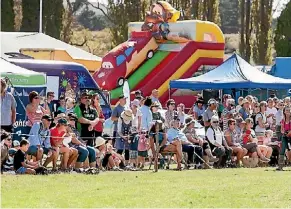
[1,77,291,175]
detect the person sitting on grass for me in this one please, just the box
[224,119,248,166]
[149,120,183,170]
[103,134,125,169]
[27,114,54,163]
[95,137,122,171]
[206,115,233,168]
[14,139,39,175]
[3,148,17,172]
[1,130,12,172]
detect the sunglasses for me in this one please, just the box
[170,103,176,106]
[33,96,40,99]
[212,121,219,123]
[82,96,90,99]
[49,95,55,97]
[230,123,236,125]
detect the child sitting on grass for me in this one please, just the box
[14,139,39,175]
[3,148,17,172]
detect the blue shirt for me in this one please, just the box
[28,122,51,148]
[239,108,249,120]
[167,128,188,143]
[1,91,16,125]
[193,105,205,117]
[112,104,125,131]
[140,105,153,131]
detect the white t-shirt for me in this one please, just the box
[206,126,224,146]
[132,109,142,130]
[255,113,267,133]
[266,107,277,125]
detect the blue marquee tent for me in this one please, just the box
[170,54,291,90]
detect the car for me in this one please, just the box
[94,31,158,90]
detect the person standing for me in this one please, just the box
[111,95,126,141]
[1,78,16,133]
[140,97,153,132]
[203,99,218,130]
[91,92,105,137]
[74,90,99,147]
[44,92,55,117]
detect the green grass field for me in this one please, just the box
[1,168,291,208]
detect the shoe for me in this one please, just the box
[209,156,219,163]
[260,156,270,163]
[112,166,123,171]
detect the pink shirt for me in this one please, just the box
[281,120,291,132]
[26,105,45,127]
[138,135,148,151]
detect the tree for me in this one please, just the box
[91,0,149,46]
[62,0,87,43]
[274,1,291,57]
[21,0,39,32]
[252,0,273,65]
[43,0,64,39]
[1,0,15,31]
[239,0,245,59]
[219,0,240,33]
[77,6,106,31]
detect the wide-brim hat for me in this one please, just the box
[121,109,133,121]
[242,99,250,105]
[95,137,106,147]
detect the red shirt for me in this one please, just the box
[94,109,105,132]
[50,127,66,147]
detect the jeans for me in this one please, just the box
[280,136,290,156]
[182,144,203,164]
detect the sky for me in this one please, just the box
[88,0,289,18]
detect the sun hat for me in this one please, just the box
[121,109,133,121]
[13,140,20,147]
[131,99,140,107]
[95,137,106,147]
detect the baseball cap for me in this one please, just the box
[208,98,217,105]
[13,140,20,147]
[42,114,53,121]
[81,89,89,97]
[131,99,140,107]
[58,118,68,125]
[119,94,127,99]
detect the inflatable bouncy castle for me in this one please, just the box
[93,1,225,105]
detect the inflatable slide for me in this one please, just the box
[93,1,225,106]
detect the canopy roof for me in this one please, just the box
[0,59,46,86]
[170,54,291,90]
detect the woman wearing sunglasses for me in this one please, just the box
[91,93,105,137]
[25,91,48,134]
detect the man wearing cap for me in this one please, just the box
[203,98,218,130]
[167,118,199,166]
[27,114,54,163]
[150,89,162,109]
[44,91,55,117]
[183,117,219,164]
[111,94,127,141]
[1,130,12,172]
[206,116,233,168]
[74,90,99,147]
[239,99,250,120]
[222,98,237,132]
[1,78,16,133]
[189,98,205,122]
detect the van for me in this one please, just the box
[9,59,112,118]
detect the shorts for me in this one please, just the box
[129,150,138,159]
[243,142,257,153]
[27,146,49,156]
[138,151,147,157]
[16,167,27,174]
